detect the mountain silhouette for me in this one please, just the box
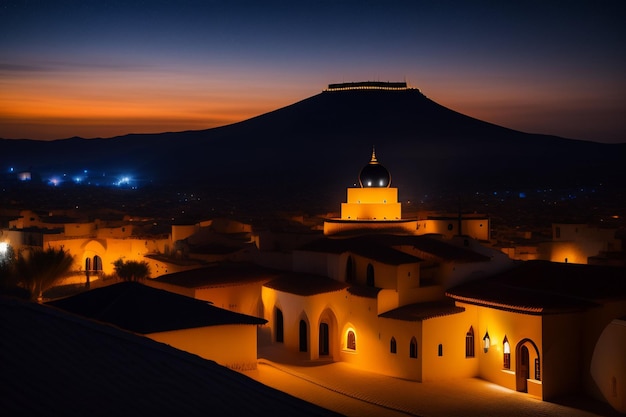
[1,87,624,206]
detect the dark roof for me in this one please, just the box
[153,262,282,288]
[264,272,349,296]
[347,285,382,299]
[0,296,340,417]
[298,234,488,264]
[446,260,626,314]
[379,299,465,321]
[47,282,266,334]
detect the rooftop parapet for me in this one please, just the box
[326,81,414,91]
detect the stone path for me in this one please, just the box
[241,346,621,417]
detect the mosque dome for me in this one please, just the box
[359,148,391,188]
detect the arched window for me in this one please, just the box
[465,326,475,358]
[390,337,397,354]
[299,320,307,352]
[409,337,418,358]
[346,256,354,283]
[347,330,356,350]
[503,336,510,369]
[438,344,443,357]
[366,263,375,287]
[275,308,284,343]
[85,257,91,271]
[93,255,103,271]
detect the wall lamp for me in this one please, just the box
[483,331,490,353]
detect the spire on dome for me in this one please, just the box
[359,147,391,188]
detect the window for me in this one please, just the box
[347,330,356,350]
[346,256,354,283]
[390,337,397,354]
[93,255,102,271]
[465,326,475,358]
[366,263,375,287]
[535,358,541,381]
[503,336,510,369]
[409,337,418,358]
[438,344,443,357]
[275,308,284,343]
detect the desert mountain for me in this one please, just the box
[1,87,624,203]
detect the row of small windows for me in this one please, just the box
[389,337,443,358]
[277,308,539,380]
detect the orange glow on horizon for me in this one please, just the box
[0,70,303,139]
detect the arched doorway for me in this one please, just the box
[346,256,354,283]
[319,322,329,356]
[517,345,530,392]
[317,308,338,359]
[275,307,284,343]
[299,320,308,352]
[516,339,540,392]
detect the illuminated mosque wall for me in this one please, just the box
[415,216,490,241]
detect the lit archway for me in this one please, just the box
[515,338,540,392]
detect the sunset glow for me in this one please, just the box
[1,1,624,142]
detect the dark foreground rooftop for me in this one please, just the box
[0,295,341,417]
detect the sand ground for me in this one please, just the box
[241,344,621,417]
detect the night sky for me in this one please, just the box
[1,0,625,143]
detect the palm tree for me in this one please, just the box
[14,247,75,301]
[113,259,151,282]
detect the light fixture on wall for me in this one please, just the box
[483,331,490,353]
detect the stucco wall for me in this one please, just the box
[149,324,259,370]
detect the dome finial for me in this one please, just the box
[359,146,390,188]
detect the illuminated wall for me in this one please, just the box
[457,302,544,399]
[342,188,401,220]
[415,217,490,240]
[45,236,170,277]
[261,286,346,361]
[591,318,626,413]
[540,223,622,265]
[149,324,260,371]
[421,312,479,382]
[194,282,266,318]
